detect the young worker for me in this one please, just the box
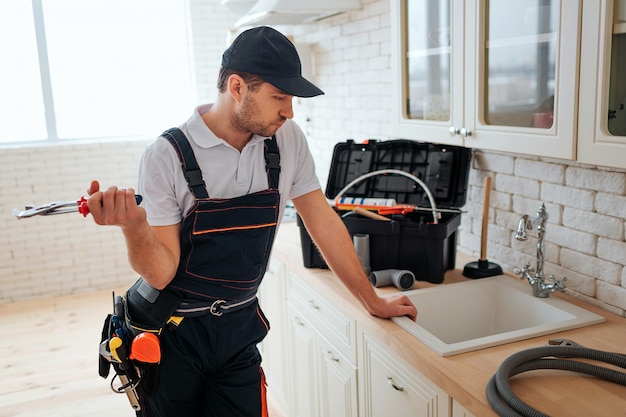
[87,26,417,417]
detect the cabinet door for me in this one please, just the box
[287,303,319,417]
[452,399,477,417]
[391,0,465,146]
[317,334,358,417]
[358,331,450,417]
[392,0,581,159]
[257,258,289,411]
[465,0,580,158]
[286,271,356,363]
[578,0,626,168]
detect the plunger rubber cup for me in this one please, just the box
[463,259,503,279]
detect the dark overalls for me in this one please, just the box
[136,128,281,417]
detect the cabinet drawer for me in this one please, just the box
[287,270,356,362]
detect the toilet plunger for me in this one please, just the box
[463,176,503,278]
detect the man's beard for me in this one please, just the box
[232,94,285,137]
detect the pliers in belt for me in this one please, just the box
[13,195,142,219]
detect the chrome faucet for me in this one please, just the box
[514,203,566,298]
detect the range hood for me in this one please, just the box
[234,0,362,27]
[221,0,257,16]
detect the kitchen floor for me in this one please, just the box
[0,288,287,417]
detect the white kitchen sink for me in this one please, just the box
[391,276,605,356]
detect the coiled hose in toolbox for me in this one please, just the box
[486,345,626,417]
[333,169,440,224]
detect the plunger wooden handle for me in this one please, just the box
[480,176,492,261]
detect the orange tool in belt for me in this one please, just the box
[129,332,161,364]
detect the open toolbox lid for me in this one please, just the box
[324,139,472,209]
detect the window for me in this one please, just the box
[1,0,196,144]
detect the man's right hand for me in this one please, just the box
[87,180,146,228]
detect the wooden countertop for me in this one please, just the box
[273,222,626,417]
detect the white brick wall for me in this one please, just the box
[0,0,236,303]
[461,154,626,316]
[1,140,150,301]
[2,0,625,319]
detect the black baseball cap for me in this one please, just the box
[222,26,324,98]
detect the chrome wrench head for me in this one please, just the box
[12,201,78,219]
[12,195,141,219]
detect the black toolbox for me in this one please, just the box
[297,139,472,284]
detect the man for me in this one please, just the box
[87,26,416,417]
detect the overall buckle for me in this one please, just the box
[209,300,226,316]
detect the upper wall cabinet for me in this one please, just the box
[578,0,626,167]
[391,0,465,147]
[391,0,581,160]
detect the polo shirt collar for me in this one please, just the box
[186,104,270,149]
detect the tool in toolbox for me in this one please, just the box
[333,169,441,223]
[334,199,466,216]
[12,195,142,219]
[99,292,161,411]
[351,207,392,222]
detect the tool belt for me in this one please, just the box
[125,278,184,335]
[98,278,183,411]
[98,278,260,410]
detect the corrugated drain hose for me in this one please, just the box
[486,345,626,417]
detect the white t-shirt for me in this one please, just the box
[138,104,321,226]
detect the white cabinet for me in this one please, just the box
[287,303,359,417]
[577,0,626,167]
[287,304,319,417]
[286,270,358,417]
[261,261,358,417]
[357,329,450,417]
[256,258,289,412]
[392,0,581,160]
[391,0,465,147]
[286,270,357,362]
[452,399,477,417]
[271,258,480,417]
[317,334,358,417]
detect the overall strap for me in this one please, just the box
[162,128,281,196]
[161,128,209,199]
[264,135,280,189]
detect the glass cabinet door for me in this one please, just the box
[578,0,626,168]
[608,4,626,136]
[392,0,464,146]
[404,0,451,122]
[484,0,558,129]
[392,0,580,157]
[467,0,579,158]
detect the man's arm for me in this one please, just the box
[292,189,417,321]
[87,180,180,290]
